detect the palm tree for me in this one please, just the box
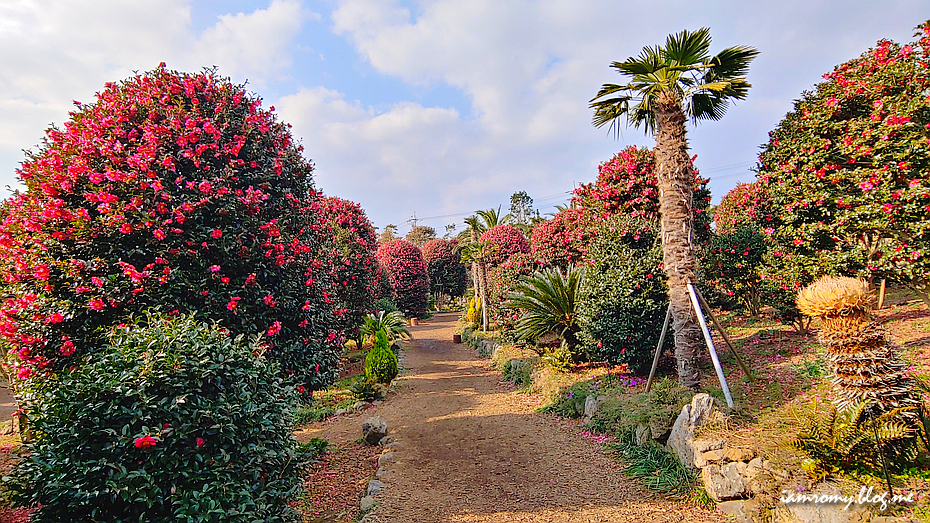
[476,206,512,228]
[589,28,757,389]
[360,310,411,343]
[505,266,586,361]
[458,240,494,331]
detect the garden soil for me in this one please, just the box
[297,312,726,523]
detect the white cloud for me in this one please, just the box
[0,0,309,192]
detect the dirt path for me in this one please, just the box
[298,312,725,523]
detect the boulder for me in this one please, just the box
[666,393,717,470]
[362,416,389,445]
[701,462,750,501]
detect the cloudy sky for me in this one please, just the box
[0,1,925,235]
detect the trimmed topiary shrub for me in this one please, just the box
[364,329,398,384]
[478,225,530,266]
[0,65,343,391]
[8,313,303,523]
[421,238,467,299]
[376,239,430,318]
[578,218,670,374]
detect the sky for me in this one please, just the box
[0,1,926,236]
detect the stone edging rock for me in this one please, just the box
[358,416,397,522]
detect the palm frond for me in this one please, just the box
[663,28,712,67]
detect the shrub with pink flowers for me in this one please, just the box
[487,251,538,332]
[478,225,530,265]
[0,66,342,390]
[376,240,430,318]
[313,196,383,342]
[572,145,711,241]
[530,208,596,268]
[9,314,304,522]
[421,239,467,299]
[757,22,930,309]
[478,225,530,266]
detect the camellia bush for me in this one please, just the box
[478,224,530,266]
[376,239,430,318]
[9,314,304,522]
[572,145,711,241]
[578,217,669,374]
[421,238,467,300]
[757,22,930,308]
[530,208,596,268]
[313,195,383,344]
[487,251,538,333]
[0,66,343,390]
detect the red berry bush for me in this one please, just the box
[376,240,430,318]
[0,66,342,390]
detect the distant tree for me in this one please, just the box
[509,191,535,227]
[405,225,437,247]
[379,224,399,244]
[444,223,457,239]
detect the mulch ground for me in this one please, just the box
[299,440,380,523]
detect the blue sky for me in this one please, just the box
[0,1,926,235]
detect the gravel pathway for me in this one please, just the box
[298,312,726,523]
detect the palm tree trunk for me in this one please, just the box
[654,95,703,390]
[478,261,489,331]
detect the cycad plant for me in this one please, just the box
[360,310,410,343]
[590,28,758,389]
[796,276,920,418]
[787,400,919,479]
[505,266,585,361]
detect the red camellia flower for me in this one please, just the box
[211,229,222,238]
[134,435,158,448]
[88,298,105,311]
[267,321,282,336]
[226,296,240,311]
[196,437,205,447]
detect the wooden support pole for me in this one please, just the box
[878,279,887,309]
[645,307,672,393]
[693,286,753,381]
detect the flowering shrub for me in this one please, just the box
[712,181,772,234]
[421,239,467,299]
[0,66,343,391]
[313,196,383,341]
[478,225,530,266]
[757,22,930,307]
[9,314,303,522]
[572,145,711,241]
[487,251,538,332]
[376,240,429,318]
[578,218,669,373]
[530,208,597,268]
[702,226,767,316]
